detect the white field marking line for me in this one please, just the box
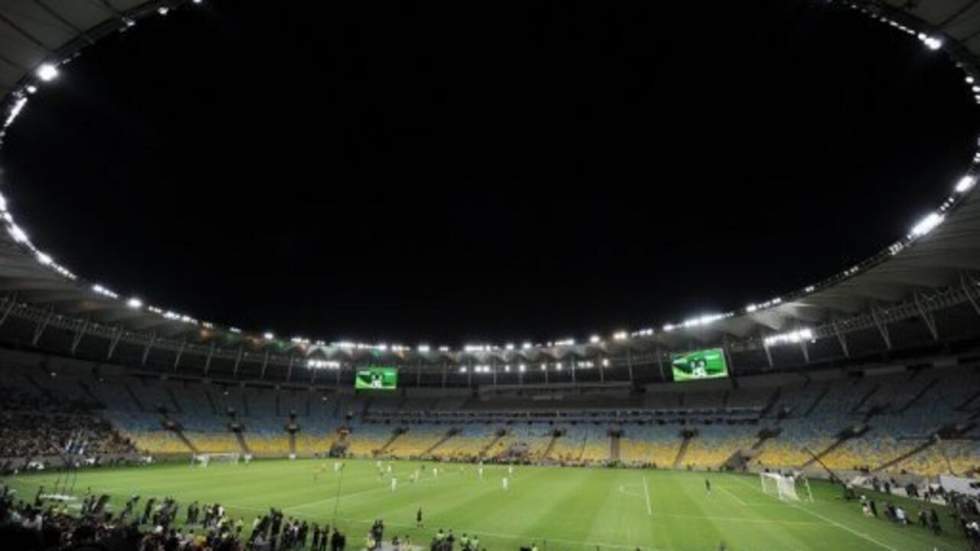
[350,516,670,551]
[730,475,963,551]
[642,475,653,516]
[283,467,465,512]
[32,465,389,503]
[726,474,898,551]
[221,501,827,528]
[718,484,748,506]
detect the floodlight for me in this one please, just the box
[36,64,59,82]
[910,212,944,236]
[126,298,143,309]
[955,176,976,193]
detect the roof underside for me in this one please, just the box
[0,0,979,366]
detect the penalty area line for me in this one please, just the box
[642,475,653,516]
[726,474,898,551]
[718,485,748,506]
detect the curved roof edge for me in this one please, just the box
[0,0,978,366]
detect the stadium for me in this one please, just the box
[0,0,980,550]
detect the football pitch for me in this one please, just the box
[3,459,970,550]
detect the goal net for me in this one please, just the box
[760,472,812,502]
[191,453,240,467]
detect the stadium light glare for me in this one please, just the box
[764,328,814,347]
[910,212,944,237]
[263,332,274,340]
[126,298,142,309]
[417,344,430,353]
[968,76,976,84]
[602,358,610,367]
[612,331,628,341]
[25,85,37,94]
[505,343,514,350]
[522,342,532,350]
[589,335,601,344]
[956,175,976,193]
[519,364,526,372]
[3,96,27,129]
[157,6,170,15]
[92,284,119,299]
[36,63,59,82]
[924,37,943,50]
[8,223,28,243]
[36,252,52,265]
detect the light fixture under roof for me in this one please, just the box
[35,63,59,82]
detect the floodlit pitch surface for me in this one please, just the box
[4,459,970,550]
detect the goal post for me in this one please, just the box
[760,472,813,502]
[191,452,241,467]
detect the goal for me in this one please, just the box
[760,472,813,502]
[191,453,241,467]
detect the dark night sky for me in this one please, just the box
[0,0,977,345]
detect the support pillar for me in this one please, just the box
[141,333,157,366]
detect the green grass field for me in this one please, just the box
[3,459,971,550]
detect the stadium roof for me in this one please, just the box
[0,0,979,369]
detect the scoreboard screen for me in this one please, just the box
[670,348,729,382]
[355,367,398,390]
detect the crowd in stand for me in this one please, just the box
[0,480,509,551]
[0,380,102,413]
[853,484,980,549]
[0,379,137,467]
[0,412,136,460]
[0,481,358,551]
